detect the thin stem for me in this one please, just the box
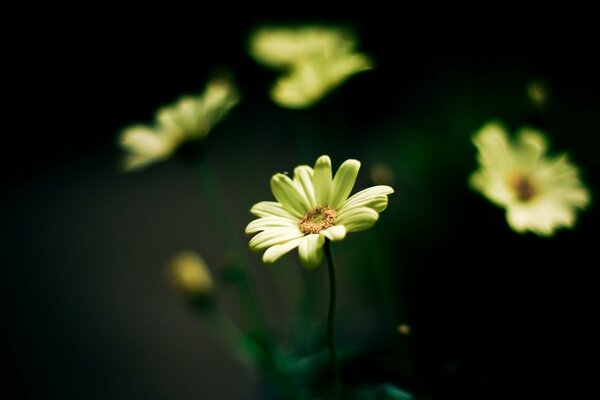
[324,240,341,395]
[203,306,265,368]
[194,159,269,336]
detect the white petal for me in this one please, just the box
[472,123,514,174]
[298,234,325,269]
[271,173,311,218]
[122,154,163,172]
[319,225,347,242]
[313,155,332,206]
[329,159,361,209]
[335,207,379,232]
[293,165,316,208]
[246,217,299,235]
[120,126,170,156]
[515,127,548,168]
[249,227,305,251]
[263,238,303,264]
[250,201,297,220]
[338,185,394,213]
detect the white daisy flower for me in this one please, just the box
[119,77,239,171]
[469,122,590,236]
[249,25,372,109]
[246,155,394,268]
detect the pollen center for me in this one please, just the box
[509,174,537,202]
[299,207,336,234]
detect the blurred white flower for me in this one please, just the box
[249,25,372,109]
[119,77,239,171]
[469,122,590,236]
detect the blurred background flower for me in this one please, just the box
[469,122,589,235]
[249,25,372,108]
[2,7,599,400]
[119,77,239,171]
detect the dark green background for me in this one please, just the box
[2,6,598,399]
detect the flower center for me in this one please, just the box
[299,207,336,234]
[509,173,537,202]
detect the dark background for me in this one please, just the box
[2,6,599,399]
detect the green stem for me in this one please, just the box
[324,240,341,395]
[194,159,297,398]
[194,159,269,336]
[202,306,265,368]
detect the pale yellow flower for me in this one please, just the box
[168,250,214,300]
[469,122,590,236]
[249,25,372,109]
[119,77,239,171]
[246,155,393,269]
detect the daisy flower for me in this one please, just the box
[246,155,394,269]
[249,25,372,109]
[119,77,239,171]
[469,122,590,236]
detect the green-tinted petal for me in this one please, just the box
[319,225,347,242]
[119,126,165,156]
[263,238,303,264]
[156,107,184,136]
[313,155,332,206]
[122,154,162,172]
[246,216,299,235]
[250,201,297,220]
[338,185,394,214]
[335,207,379,232]
[472,123,513,173]
[514,128,549,168]
[338,195,389,217]
[329,159,361,209]
[270,173,312,218]
[293,165,316,208]
[298,234,325,269]
[249,227,304,251]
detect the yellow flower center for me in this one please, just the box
[509,173,537,202]
[299,207,336,234]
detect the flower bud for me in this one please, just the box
[168,250,215,307]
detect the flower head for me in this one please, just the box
[249,25,372,109]
[469,122,590,236]
[168,250,215,303]
[119,77,239,171]
[246,155,393,269]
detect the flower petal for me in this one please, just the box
[335,207,379,232]
[329,159,361,209]
[250,201,297,220]
[263,237,303,264]
[472,123,513,174]
[319,225,347,242]
[120,126,171,156]
[313,155,332,206]
[338,185,394,214]
[270,173,312,218]
[298,234,325,269]
[514,128,548,168]
[246,217,299,235]
[249,228,305,252]
[294,165,316,208]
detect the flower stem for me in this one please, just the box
[203,306,265,367]
[194,159,269,336]
[324,240,341,396]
